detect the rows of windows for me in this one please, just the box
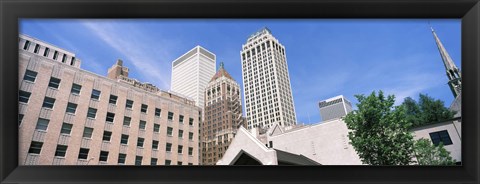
[22,39,77,66]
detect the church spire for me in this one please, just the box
[431,26,462,98]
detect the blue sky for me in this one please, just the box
[20,19,461,124]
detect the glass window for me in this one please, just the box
[121,134,129,144]
[19,90,31,103]
[168,112,174,121]
[109,95,118,105]
[55,145,68,157]
[60,123,73,134]
[155,108,161,117]
[137,138,144,147]
[91,89,101,100]
[178,161,182,165]
[61,54,67,63]
[42,97,55,109]
[83,127,93,138]
[48,77,61,89]
[43,47,50,57]
[165,160,171,165]
[66,102,77,114]
[126,99,133,109]
[106,112,115,122]
[23,40,31,50]
[167,127,173,136]
[188,147,193,156]
[35,118,49,131]
[78,148,89,159]
[152,140,159,150]
[189,118,194,126]
[99,151,109,162]
[179,115,184,123]
[429,130,453,146]
[71,83,82,95]
[178,130,183,138]
[188,163,193,165]
[87,108,97,118]
[123,116,131,126]
[28,141,43,154]
[178,145,183,154]
[189,132,194,140]
[152,124,160,133]
[139,120,146,130]
[166,143,172,152]
[118,153,126,164]
[135,156,142,165]
[151,158,157,165]
[141,104,148,113]
[53,51,59,60]
[103,131,112,141]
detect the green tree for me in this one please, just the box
[344,91,415,165]
[414,138,456,165]
[402,94,455,127]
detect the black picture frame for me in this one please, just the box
[1,0,479,184]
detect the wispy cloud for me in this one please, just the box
[80,21,175,89]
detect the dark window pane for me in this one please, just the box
[91,89,101,100]
[48,77,61,89]
[60,123,73,134]
[42,97,55,109]
[35,118,49,131]
[28,141,43,154]
[55,145,68,157]
[19,90,31,103]
[78,148,89,159]
[71,83,82,94]
[99,151,109,162]
[23,70,37,82]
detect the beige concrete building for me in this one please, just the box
[18,36,200,165]
[201,62,245,165]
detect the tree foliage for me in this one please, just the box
[401,94,456,128]
[344,91,415,165]
[414,138,456,165]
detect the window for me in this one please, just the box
[23,70,37,82]
[60,123,73,134]
[61,54,67,63]
[189,132,194,140]
[71,57,76,66]
[178,161,182,165]
[153,124,160,133]
[23,40,31,50]
[189,118,194,126]
[178,145,183,154]
[166,143,172,152]
[167,127,173,136]
[28,141,43,154]
[83,127,93,138]
[19,90,31,103]
[71,83,82,95]
[179,115,184,123]
[42,97,55,109]
[87,108,97,118]
[43,47,50,57]
[121,134,129,144]
[188,147,193,156]
[103,131,112,141]
[123,116,131,126]
[66,102,77,114]
[188,163,193,165]
[109,95,118,105]
[78,148,89,159]
[139,120,146,130]
[168,112,174,121]
[152,140,159,150]
[429,130,453,146]
[135,156,142,165]
[48,77,61,89]
[35,118,49,131]
[19,114,24,126]
[118,153,126,164]
[53,51,59,60]
[155,108,161,117]
[141,104,148,113]
[55,145,68,157]
[91,89,101,100]
[99,151,109,162]
[106,112,115,122]
[137,138,144,147]
[126,99,133,109]
[165,160,171,165]
[178,130,183,138]
[151,158,157,165]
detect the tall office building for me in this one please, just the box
[318,95,352,122]
[201,62,244,165]
[240,27,297,129]
[18,35,200,165]
[171,46,216,110]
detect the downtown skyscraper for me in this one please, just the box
[240,27,297,129]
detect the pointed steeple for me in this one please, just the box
[210,62,234,82]
[431,26,462,98]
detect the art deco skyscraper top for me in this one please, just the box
[431,27,462,98]
[240,27,297,129]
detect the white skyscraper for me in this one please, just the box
[318,95,353,122]
[171,46,216,110]
[241,27,297,129]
